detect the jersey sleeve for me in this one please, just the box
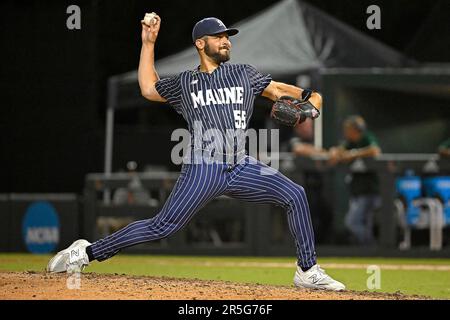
[244,64,272,96]
[154,75,183,113]
[343,133,379,150]
[342,140,351,150]
[365,132,379,147]
[439,138,450,149]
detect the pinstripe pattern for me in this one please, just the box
[226,157,317,268]
[91,157,316,268]
[89,63,317,269]
[155,63,270,164]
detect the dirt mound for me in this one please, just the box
[0,271,425,300]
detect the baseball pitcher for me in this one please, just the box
[47,14,345,291]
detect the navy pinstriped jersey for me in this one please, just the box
[90,64,317,269]
[155,63,272,163]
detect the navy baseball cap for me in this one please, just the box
[192,17,239,43]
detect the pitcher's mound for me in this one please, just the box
[0,272,425,300]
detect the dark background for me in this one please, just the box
[1,0,448,193]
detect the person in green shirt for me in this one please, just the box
[438,138,450,158]
[328,115,381,245]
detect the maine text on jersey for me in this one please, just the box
[190,87,244,108]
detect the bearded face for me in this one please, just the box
[203,36,231,64]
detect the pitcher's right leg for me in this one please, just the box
[90,163,227,261]
[47,163,227,273]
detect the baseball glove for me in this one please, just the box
[270,96,321,127]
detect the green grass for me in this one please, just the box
[1,254,449,299]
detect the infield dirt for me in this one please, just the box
[0,271,428,300]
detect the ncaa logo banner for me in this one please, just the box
[22,201,60,254]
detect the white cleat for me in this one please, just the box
[46,239,91,273]
[294,264,346,291]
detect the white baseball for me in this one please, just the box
[144,12,157,26]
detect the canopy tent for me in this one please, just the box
[404,0,449,63]
[104,0,415,183]
[117,0,412,84]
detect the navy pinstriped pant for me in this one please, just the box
[90,156,317,269]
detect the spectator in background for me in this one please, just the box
[289,119,334,243]
[290,118,328,157]
[438,138,450,158]
[113,161,151,205]
[328,115,381,245]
